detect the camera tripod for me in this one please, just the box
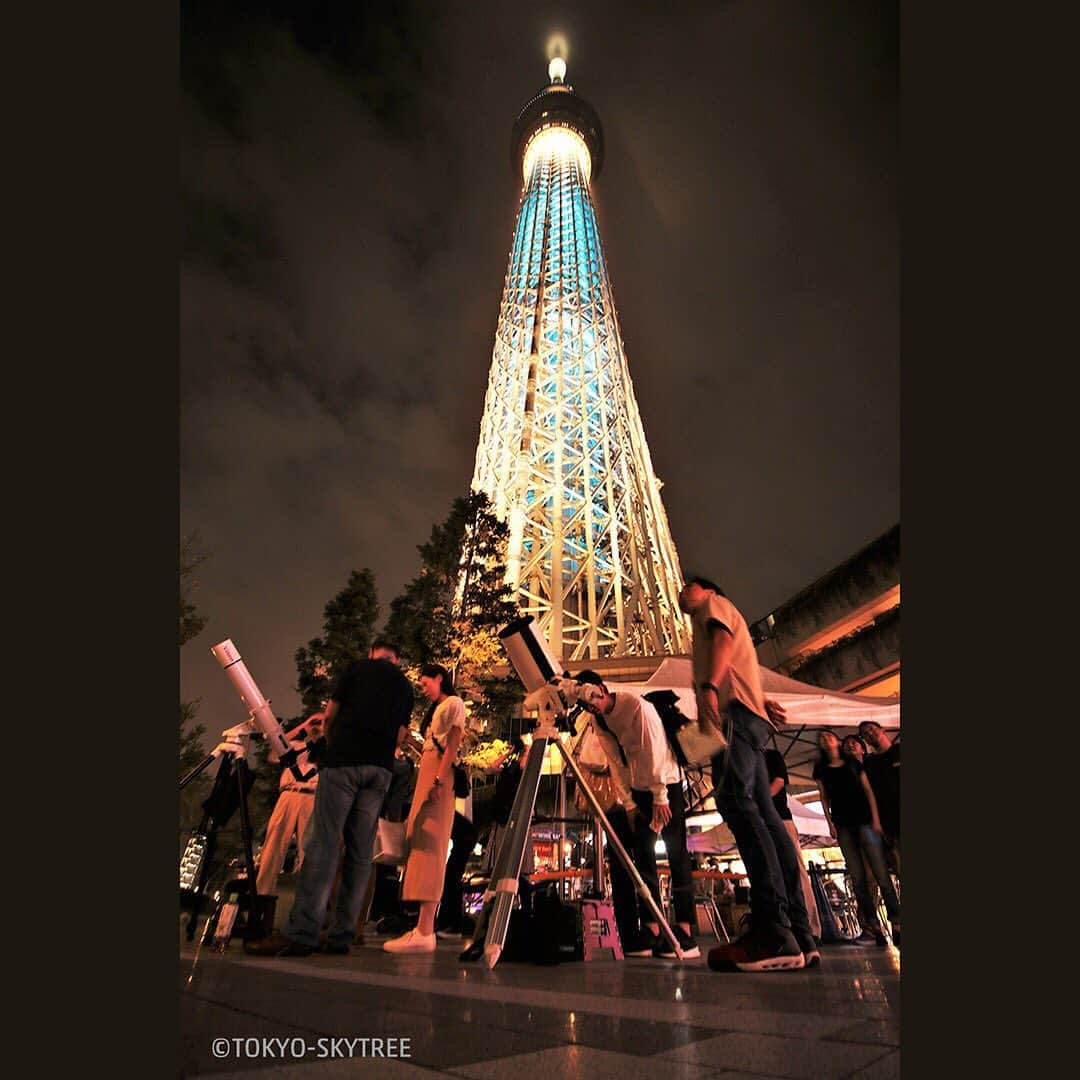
[466,696,685,967]
[179,720,276,945]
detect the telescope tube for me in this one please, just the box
[498,616,566,691]
[211,639,308,781]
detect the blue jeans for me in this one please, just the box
[836,824,901,931]
[710,702,812,939]
[284,764,391,947]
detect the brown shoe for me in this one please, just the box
[244,933,312,957]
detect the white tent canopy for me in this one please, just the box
[610,656,900,731]
[687,795,832,854]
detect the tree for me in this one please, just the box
[180,534,209,775]
[294,569,379,714]
[180,535,212,839]
[386,490,519,731]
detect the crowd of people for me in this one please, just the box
[242,578,899,973]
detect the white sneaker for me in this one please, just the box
[383,930,436,954]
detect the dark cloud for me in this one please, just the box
[180,1,898,737]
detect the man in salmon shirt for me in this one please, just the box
[679,576,817,972]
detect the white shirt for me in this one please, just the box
[595,692,680,807]
[422,695,467,755]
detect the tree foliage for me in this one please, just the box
[386,490,519,731]
[180,534,209,776]
[294,568,379,714]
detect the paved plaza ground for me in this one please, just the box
[180,929,899,1079]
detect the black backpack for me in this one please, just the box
[643,689,693,768]
[528,885,583,965]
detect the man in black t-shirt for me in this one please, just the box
[859,722,900,876]
[248,639,414,957]
[765,748,822,939]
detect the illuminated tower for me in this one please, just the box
[470,57,690,660]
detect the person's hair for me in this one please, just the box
[816,728,842,766]
[573,669,607,689]
[686,576,726,597]
[841,734,867,759]
[419,662,454,696]
[370,638,400,656]
[857,720,882,734]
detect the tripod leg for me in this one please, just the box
[181,752,218,792]
[481,738,548,968]
[182,754,229,939]
[561,748,684,962]
[357,868,377,936]
[591,817,606,897]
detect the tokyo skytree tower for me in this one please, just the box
[470,57,691,661]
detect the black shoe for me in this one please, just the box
[852,930,878,947]
[315,941,351,955]
[459,939,485,963]
[623,931,660,957]
[654,927,701,959]
[874,931,888,947]
[707,923,804,973]
[244,933,312,957]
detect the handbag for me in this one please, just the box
[453,763,471,799]
[644,689,727,768]
[372,818,408,866]
[675,722,728,769]
[574,770,618,813]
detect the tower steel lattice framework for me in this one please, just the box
[470,59,691,661]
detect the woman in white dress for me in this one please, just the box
[384,663,467,953]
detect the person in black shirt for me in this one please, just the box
[248,640,414,957]
[765,747,821,940]
[813,730,900,948]
[840,735,883,942]
[859,721,900,879]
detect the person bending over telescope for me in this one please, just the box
[572,670,701,959]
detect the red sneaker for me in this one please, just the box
[707,925,805,972]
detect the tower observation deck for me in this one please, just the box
[470,58,690,661]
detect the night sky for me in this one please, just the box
[180,1,898,738]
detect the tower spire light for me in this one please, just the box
[548,56,567,84]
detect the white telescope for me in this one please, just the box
[498,615,566,691]
[210,639,311,782]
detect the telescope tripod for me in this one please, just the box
[466,707,684,968]
[179,722,274,945]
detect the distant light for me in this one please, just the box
[549,57,567,83]
[655,839,667,855]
